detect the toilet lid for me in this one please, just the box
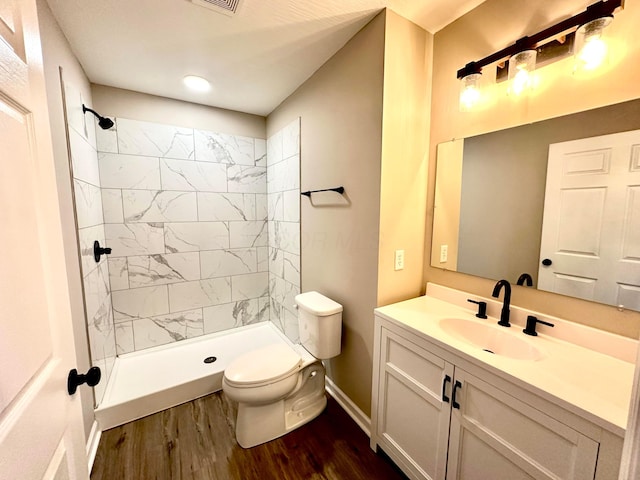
[224,343,302,386]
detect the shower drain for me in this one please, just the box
[203,356,217,364]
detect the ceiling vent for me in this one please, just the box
[189,0,242,16]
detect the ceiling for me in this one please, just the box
[45,0,486,116]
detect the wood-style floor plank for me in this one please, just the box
[91,392,407,480]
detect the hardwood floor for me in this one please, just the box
[91,392,407,480]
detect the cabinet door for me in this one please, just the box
[376,328,454,480]
[446,369,599,480]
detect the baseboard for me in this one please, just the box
[324,376,371,437]
[86,420,102,474]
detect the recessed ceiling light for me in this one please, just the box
[183,75,211,92]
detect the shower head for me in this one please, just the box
[82,104,114,130]
[98,116,115,130]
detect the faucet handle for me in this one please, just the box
[523,315,555,336]
[467,299,487,319]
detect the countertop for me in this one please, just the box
[375,294,637,437]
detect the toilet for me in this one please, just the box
[222,291,343,448]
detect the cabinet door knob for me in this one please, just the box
[541,258,552,266]
[452,380,462,409]
[442,375,451,403]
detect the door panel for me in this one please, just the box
[454,431,535,480]
[621,187,640,260]
[0,97,53,413]
[384,375,446,477]
[556,187,605,256]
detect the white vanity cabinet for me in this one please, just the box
[371,315,622,480]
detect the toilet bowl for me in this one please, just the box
[222,291,342,448]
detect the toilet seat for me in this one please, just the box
[224,343,302,388]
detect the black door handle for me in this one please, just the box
[452,380,462,409]
[67,366,101,395]
[442,374,451,403]
[541,258,552,266]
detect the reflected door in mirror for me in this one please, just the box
[538,130,640,311]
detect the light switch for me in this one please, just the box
[395,250,405,271]
[440,245,448,263]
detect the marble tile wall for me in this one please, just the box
[96,117,269,353]
[65,82,116,406]
[267,118,301,342]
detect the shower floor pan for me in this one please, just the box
[95,322,290,430]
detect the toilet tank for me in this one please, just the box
[295,291,342,359]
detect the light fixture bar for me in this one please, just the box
[456,0,622,79]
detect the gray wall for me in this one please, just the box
[267,12,385,416]
[92,85,265,138]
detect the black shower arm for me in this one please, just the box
[82,105,101,118]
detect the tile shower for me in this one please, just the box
[65,82,115,406]
[266,120,302,342]
[99,118,270,354]
[66,88,300,406]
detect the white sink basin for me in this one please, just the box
[438,317,545,361]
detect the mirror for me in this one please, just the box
[432,98,640,312]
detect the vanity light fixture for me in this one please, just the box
[183,75,211,92]
[456,0,622,110]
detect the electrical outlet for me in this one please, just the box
[394,250,405,271]
[440,244,448,263]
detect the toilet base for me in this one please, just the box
[234,362,327,448]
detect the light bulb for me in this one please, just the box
[511,68,531,95]
[508,49,537,96]
[459,73,481,111]
[574,17,612,72]
[579,37,607,69]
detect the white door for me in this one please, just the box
[0,0,88,479]
[538,130,640,310]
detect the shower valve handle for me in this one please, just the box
[93,240,112,263]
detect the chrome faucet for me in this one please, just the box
[492,279,511,327]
